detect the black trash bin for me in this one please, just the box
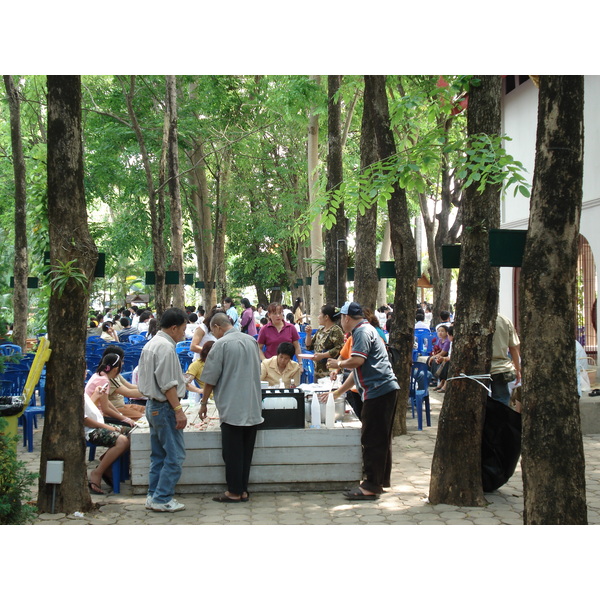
[481,396,522,493]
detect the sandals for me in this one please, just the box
[88,480,104,495]
[343,486,379,501]
[212,493,241,503]
[589,389,600,397]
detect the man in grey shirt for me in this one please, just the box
[200,312,263,502]
[137,307,188,513]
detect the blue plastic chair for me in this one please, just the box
[414,330,436,357]
[0,344,22,356]
[298,331,307,351]
[21,404,45,452]
[129,335,147,345]
[86,441,130,494]
[301,357,315,384]
[178,352,193,373]
[176,341,191,353]
[409,362,432,431]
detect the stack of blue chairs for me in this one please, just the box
[0,343,23,356]
[414,329,436,357]
[0,354,46,452]
[409,362,432,431]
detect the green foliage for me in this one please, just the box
[454,133,531,197]
[0,417,38,525]
[48,259,88,297]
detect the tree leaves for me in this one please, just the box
[456,133,531,197]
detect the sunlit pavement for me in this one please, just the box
[17,392,600,525]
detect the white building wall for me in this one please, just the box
[499,76,600,322]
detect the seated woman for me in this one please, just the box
[261,342,302,388]
[427,325,451,384]
[136,310,153,333]
[84,384,130,494]
[304,304,345,380]
[190,307,223,357]
[100,346,146,419]
[432,326,453,392]
[85,353,137,427]
[100,321,119,342]
[185,341,215,398]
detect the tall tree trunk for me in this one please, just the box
[3,75,28,352]
[355,77,379,311]
[188,142,216,309]
[37,76,98,514]
[420,121,463,319]
[429,75,502,506]
[520,75,587,524]
[214,148,231,303]
[324,75,348,308]
[308,75,323,324]
[165,75,185,309]
[365,75,417,437]
[122,76,167,315]
[377,219,391,307]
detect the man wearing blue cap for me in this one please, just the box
[328,301,399,500]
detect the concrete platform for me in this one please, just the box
[130,401,362,493]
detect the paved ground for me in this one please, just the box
[16,391,600,525]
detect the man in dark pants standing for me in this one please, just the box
[199,312,263,502]
[328,301,400,500]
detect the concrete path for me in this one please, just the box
[17,392,600,525]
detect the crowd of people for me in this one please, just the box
[82,294,529,508]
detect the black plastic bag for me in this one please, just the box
[481,396,522,492]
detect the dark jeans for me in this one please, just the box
[220,422,259,496]
[360,389,398,494]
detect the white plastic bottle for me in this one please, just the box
[310,392,321,428]
[325,392,335,428]
[279,378,285,389]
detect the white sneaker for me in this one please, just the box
[149,499,186,513]
[145,495,153,510]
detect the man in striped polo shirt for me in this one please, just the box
[328,301,399,501]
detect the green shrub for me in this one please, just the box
[0,416,38,524]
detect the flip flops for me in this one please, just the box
[343,486,379,501]
[589,389,600,397]
[88,480,104,495]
